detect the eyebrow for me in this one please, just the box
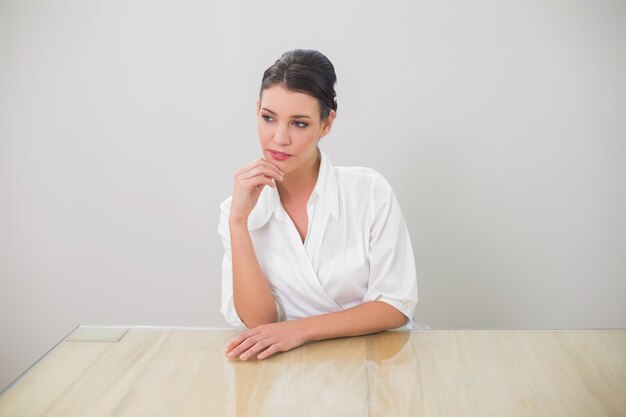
[261,107,311,119]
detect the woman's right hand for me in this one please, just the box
[230,158,284,223]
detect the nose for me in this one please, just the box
[273,123,291,146]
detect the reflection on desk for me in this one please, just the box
[0,327,624,417]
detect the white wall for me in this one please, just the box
[1,0,625,391]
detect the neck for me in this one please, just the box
[277,148,321,203]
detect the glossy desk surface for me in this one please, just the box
[0,326,625,417]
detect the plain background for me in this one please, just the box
[1,0,625,391]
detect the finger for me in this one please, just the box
[241,177,275,190]
[261,155,285,170]
[227,331,270,359]
[224,338,243,354]
[226,336,260,359]
[225,331,251,353]
[235,158,267,175]
[239,164,284,181]
[238,159,284,177]
[257,343,282,360]
[260,158,286,175]
[239,338,276,361]
[236,169,282,188]
[225,329,256,353]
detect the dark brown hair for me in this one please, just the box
[260,49,337,120]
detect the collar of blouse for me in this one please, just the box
[248,149,340,231]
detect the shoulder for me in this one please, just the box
[333,165,394,196]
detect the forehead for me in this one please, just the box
[260,85,319,117]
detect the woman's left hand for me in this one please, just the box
[225,320,308,360]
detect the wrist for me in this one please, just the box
[296,317,318,343]
[229,217,248,229]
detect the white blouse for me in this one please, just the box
[218,149,418,329]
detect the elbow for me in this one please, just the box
[363,300,410,330]
[235,305,278,329]
[379,302,410,329]
[395,314,409,329]
[233,287,279,328]
[386,309,409,330]
[242,314,278,329]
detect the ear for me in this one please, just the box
[319,109,336,138]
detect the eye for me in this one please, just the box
[292,121,308,128]
[262,115,274,122]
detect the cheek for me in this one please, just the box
[301,130,321,148]
[291,127,317,143]
[257,121,274,143]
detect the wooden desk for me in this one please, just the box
[0,327,624,416]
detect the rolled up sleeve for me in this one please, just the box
[363,174,418,327]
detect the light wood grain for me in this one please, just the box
[0,328,624,417]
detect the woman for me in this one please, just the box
[219,49,418,360]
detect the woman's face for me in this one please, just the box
[257,84,335,176]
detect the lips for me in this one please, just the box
[269,150,292,161]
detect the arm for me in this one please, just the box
[225,172,417,360]
[225,158,285,328]
[229,219,277,327]
[225,301,407,360]
[300,300,407,341]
